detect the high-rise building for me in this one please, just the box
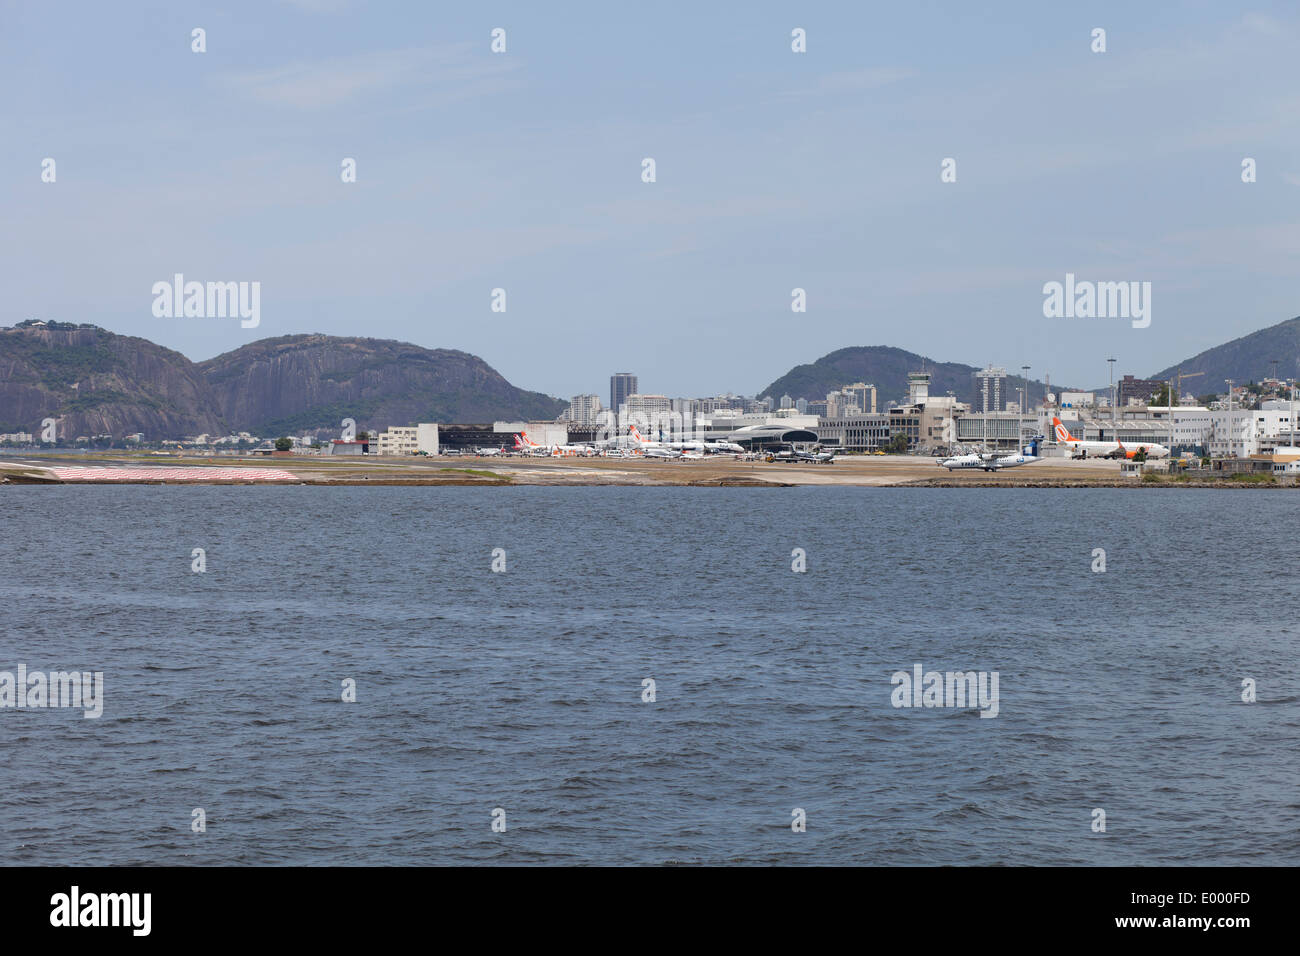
[973,366,1008,413]
[566,394,603,424]
[623,394,672,440]
[623,394,671,418]
[610,373,638,415]
[845,382,876,415]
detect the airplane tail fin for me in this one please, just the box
[629,424,646,444]
[1051,416,1076,443]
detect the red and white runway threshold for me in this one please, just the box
[48,466,300,482]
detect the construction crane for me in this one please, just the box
[1180,366,1206,403]
[1173,369,1205,403]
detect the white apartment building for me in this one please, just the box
[375,423,439,456]
[1203,407,1295,457]
[622,393,672,420]
[566,394,603,424]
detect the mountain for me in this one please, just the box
[0,322,226,438]
[0,323,566,440]
[757,346,1050,408]
[197,334,566,435]
[1149,316,1300,397]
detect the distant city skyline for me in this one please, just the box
[4,2,1300,400]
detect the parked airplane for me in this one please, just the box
[515,430,590,457]
[641,445,682,459]
[624,425,689,457]
[664,438,747,455]
[627,425,744,455]
[627,424,660,447]
[1051,417,1169,459]
[799,449,836,464]
[582,424,655,453]
[765,446,836,464]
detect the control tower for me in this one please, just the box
[907,372,931,405]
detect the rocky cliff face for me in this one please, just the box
[0,325,566,440]
[198,335,566,435]
[0,323,226,439]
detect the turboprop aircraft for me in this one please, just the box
[939,437,1041,471]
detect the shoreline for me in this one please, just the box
[1,454,1292,488]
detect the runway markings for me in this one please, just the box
[48,466,298,482]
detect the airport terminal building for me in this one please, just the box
[816,414,890,451]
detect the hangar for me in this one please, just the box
[726,424,820,451]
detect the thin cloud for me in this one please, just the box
[276,0,352,12]
[218,46,518,110]
[778,67,917,99]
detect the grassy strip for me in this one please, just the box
[438,467,511,481]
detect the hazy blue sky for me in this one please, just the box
[3,1,1299,399]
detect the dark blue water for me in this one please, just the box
[1,486,1296,865]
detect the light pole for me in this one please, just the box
[1225,379,1234,457]
[1017,384,1024,450]
[1107,358,1117,442]
[1168,376,1174,456]
[1021,365,1031,446]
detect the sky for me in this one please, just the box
[3,0,1299,400]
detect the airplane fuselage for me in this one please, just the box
[1061,440,1169,459]
[1051,416,1169,459]
[940,453,1038,471]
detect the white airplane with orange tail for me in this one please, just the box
[628,424,744,455]
[514,430,590,457]
[625,425,680,458]
[626,424,658,447]
[1051,416,1169,459]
